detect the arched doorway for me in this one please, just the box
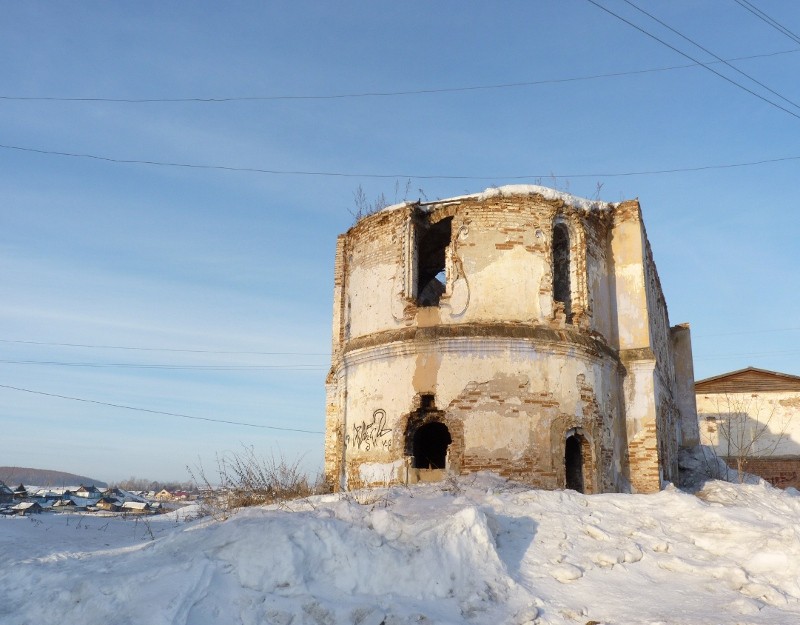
[413,422,452,469]
[565,433,585,493]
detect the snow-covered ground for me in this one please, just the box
[1,474,799,625]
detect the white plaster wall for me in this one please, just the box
[432,345,582,408]
[358,460,405,486]
[610,217,649,350]
[340,353,416,464]
[454,243,546,324]
[347,262,408,339]
[623,360,656,439]
[462,411,532,458]
[613,265,649,349]
[697,391,800,457]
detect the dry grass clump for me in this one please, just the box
[189,446,326,518]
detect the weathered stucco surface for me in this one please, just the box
[698,390,800,456]
[696,370,800,488]
[326,186,696,494]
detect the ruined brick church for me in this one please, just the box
[325,185,699,493]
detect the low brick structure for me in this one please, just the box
[732,457,800,489]
[326,185,698,493]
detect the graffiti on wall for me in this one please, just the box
[346,409,392,451]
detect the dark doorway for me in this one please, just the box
[413,422,452,469]
[565,434,584,493]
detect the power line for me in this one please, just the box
[0,338,329,356]
[0,383,324,434]
[585,0,800,121]
[621,0,800,112]
[0,359,326,371]
[694,326,800,338]
[3,326,799,350]
[4,141,800,180]
[695,348,800,361]
[733,0,800,45]
[0,48,797,103]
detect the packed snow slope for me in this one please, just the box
[1,474,799,625]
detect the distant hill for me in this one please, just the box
[0,466,107,488]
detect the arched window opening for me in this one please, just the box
[413,422,452,469]
[552,222,571,320]
[416,217,453,307]
[565,434,584,493]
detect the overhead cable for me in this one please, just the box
[0,383,324,434]
[3,141,800,180]
[622,0,800,111]
[0,338,329,356]
[694,326,800,338]
[0,359,326,371]
[695,349,800,361]
[732,0,800,45]
[0,48,797,103]
[585,0,800,121]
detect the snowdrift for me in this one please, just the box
[2,474,799,624]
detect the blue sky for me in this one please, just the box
[2,1,799,483]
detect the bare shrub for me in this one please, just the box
[349,180,417,224]
[699,392,787,484]
[349,185,388,223]
[187,446,326,519]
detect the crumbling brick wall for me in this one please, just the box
[325,187,687,494]
[732,457,800,489]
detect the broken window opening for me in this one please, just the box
[565,433,584,493]
[552,222,572,320]
[413,422,452,469]
[416,217,453,307]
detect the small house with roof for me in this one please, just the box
[94,496,121,512]
[12,501,42,515]
[696,366,800,488]
[74,485,101,499]
[121,501,152,514]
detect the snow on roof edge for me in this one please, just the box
[475,184,617,211]
[379,184,617,215]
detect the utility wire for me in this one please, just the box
[0,383,324,434]
[695,349,800,361]
[4,141,800,180]
[694,326,800,338]
[0,328,797,354]
[0,48,797,103]
[585,0,800,121]
[1,332,798,360]
[622,0,800,111]
[0,338,329,356]
[0,359,326,371]
[733,0,800,45]
[5,326,800,350]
